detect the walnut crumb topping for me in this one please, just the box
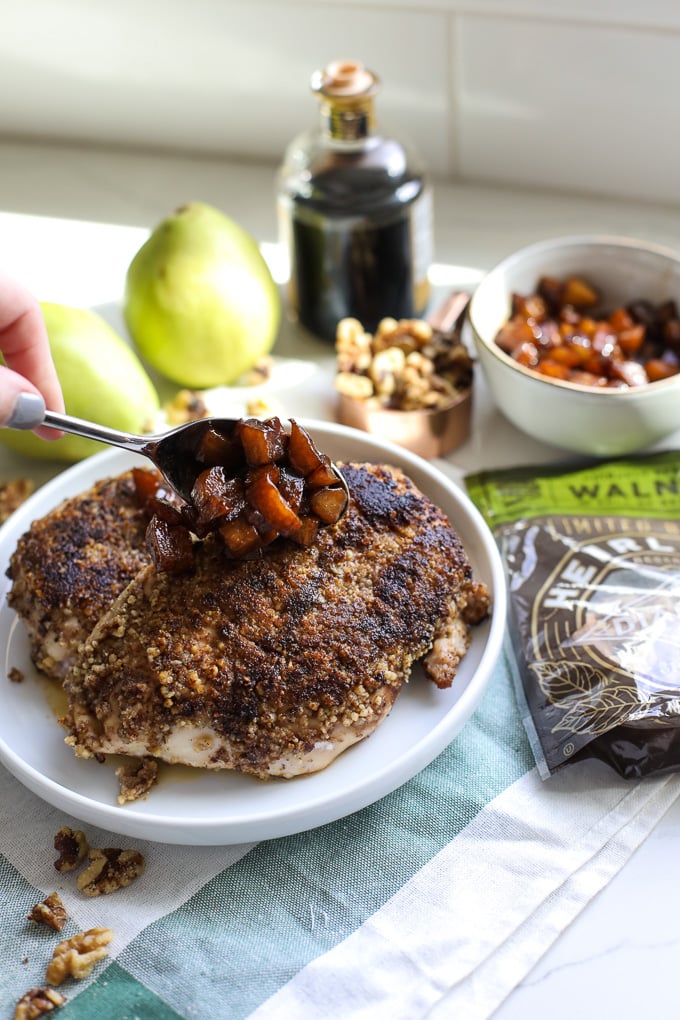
[45,927,113,985]
[13,986,67,1019]
[76,848,145,896]
[27,892,67,932]
[115,756,159,804]
[54,827,89,873]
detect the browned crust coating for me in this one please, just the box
[6,470,154,678]
[64,463,489,777]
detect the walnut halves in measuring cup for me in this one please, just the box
[334,310,474,457]
[335,314,473,412]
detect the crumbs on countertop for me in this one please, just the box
[0,479,33,524]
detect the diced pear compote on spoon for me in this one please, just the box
[135,417,349,573]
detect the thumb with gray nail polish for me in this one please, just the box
[3,391,47,430]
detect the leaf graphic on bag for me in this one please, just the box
[551,685,634,736]
[532,659,609,702]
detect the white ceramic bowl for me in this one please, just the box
[466,234,680,456]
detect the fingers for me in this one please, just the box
[0,366,43,424]
[0,274,65,440]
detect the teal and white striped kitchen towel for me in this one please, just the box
[3,650,679,1020]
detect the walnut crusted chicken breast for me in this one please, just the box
[6,470,155,681]
[63,463,490,780]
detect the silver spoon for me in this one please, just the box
[8,397,350,513]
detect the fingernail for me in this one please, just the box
[6,392,46,430]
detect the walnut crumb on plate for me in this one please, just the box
[115,756,159,804]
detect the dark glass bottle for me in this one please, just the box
[278,60,433,343]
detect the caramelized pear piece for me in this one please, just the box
[132,467,163,506]
[646,357,680,381]
[236,416,286,466]
[561,276,599,309]
[287,419,325,476]
[310,486,349,525]
[219,517,264,557]
[306,457,339,490]
[277,468,305,513]
[289,515,320,547]
[246,464,302,536]
[146,517,195,574]
[191,467,245,531]
[196,425,241,469]
[537,275,565,310]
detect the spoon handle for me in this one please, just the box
[40,409,152,456]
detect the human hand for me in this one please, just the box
[0,273,65,440]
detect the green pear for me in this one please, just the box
[0,302,159,462]
[123,202,281,388]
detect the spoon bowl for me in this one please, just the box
[9,406,350,521]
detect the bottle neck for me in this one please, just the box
[318,96,376,143]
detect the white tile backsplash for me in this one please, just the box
[456,16,680,205]
[1,0,680,207]
[316,0,680,32]
[0,1,451,173]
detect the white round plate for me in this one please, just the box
[0,420,506,845]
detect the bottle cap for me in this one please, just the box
[312,60,379,100]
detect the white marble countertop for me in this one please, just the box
[2,138,680,1018]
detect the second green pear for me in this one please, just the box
[0,302,159,462]
[124,202,281,389]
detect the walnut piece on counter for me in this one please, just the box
[245,395,278,418]
[115,756,159,805]
[27,892,67,932]
[45,927,113,985]
[163,389,210,425]
[76,848,145,897]
[335,313,473,411]
[0,478,33,524]
[53,827,89,873]
[13,986,67,1019]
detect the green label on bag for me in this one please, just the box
[466,450,680,528]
